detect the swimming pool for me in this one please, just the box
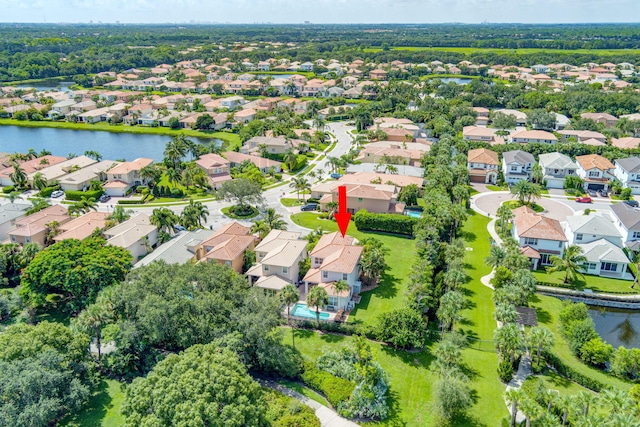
[405,210,422,218]
[291,303,330,320]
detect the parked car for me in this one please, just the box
[575,196,592,203]
[50,190,64,198]
[329,173,342,179]
[99,194,111,202]
[300,203,318,211]
[174,225,186,232]
[587,189,598,197]
[597,190,608,198]
[624,199,639,207]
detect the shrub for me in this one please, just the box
[544,352,604,391]
[579,337,613,367]
[2,186,15,194]
[37,186,59,197]
[497,359,514,383]
[374,308,426,349]
[170,187,183,197]
[566,319,598,355]
[610,346,640,380]
[118,199,144,205]
[307,197,319,204]
[301,363,355,407]
[274,173,283,181]
[64,189,104,201]
[353,209,417,236]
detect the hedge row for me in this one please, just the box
[301,362,355,407]
[118,199,145,205]
[353,210,417,236]
[544,352,605,392]
[37,186,59,197]
[64,189,104,201]
[2,186,15,194]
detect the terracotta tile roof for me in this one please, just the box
[468,148,499,165]
[576,154,614,171]
[203,234,255,261]
[53,212,109,242]
[311,232,356,258]
[195,153,229,169]
[611,137,640,149]
[108,158,153,175]
[520,246,541,259]
[513,206,567,241]
[222,151,281,170]
[510,130,557,141]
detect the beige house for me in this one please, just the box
[222,151,282,173]
[241,136,303,155]
[195,153,232,189]
[53,211,109,242]
[104,158,154,197]
[246,230,307,286]
[581,112,618,127]
[339,172,424,188]
[312,182,404,214]
[198,222,256,273]
[356,143,425,167]
[462,126,504,145]
[8,205,71,247]
[467,148,499,184]
[104,213,158,260]
[509,130,558,144]
[0,155,67,187]
[58,160,120,191]
[26,155,97,187]
[557,130,607,144]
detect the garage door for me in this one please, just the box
[587,183,605,191]
[470,175,485,183]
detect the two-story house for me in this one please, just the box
[509,130,558,144]
[104,158,154,197]
[198,222,256,273]
[58,160,120,192]
[557,130,607,144]
[302,232,364,311]
[502,150,535,184]
[581,112,618,127]
[564,213,623,247]
[247,230,307,289]
[104,213,158,261]
[512,206,567,269]
[613,157,640,195]
[538,152,579,189]
[195,153,232,190]
[467,148,499,184]
[611,203,640,252]
[576,154,615,193]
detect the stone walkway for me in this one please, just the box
[258,379,360,427]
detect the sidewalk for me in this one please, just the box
[258,379,360,427]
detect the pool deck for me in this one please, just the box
[283,303,339,322]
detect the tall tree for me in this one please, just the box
[31,172,47,191]
[68,196,97,215]
[84,150,102,161]
[306,286,328,327]
[150,207,179,236]
[217,178,264,211]
[548,245,587,284]
[527,326,555,365]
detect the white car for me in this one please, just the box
[50,190,64,198]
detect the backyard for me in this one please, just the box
[533,270,640,294]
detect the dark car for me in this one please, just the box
[300,203,318,211]
[99,194,111,202]
[598,190,608,198]
[624,199,639,208]
[587,189,598,197]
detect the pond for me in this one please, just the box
[438,78,473,85]
[14,79,75,92]
[588,306,640,348]
[0,126,222,162]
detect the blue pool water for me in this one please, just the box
[405,210,422,218]
[291,303,330,320]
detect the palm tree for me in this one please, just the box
[306,286,328,327]
[331,280,350,304]
[8,191,21,204]
[264,208,287,231]
[283,148,297,172]
[437,291,464,332]
[600,389,633,414]
[69,196,97,215]
[290,176,310,202]
[26,148,37,159]
[327,156,341,173]
[150,207,179,235]
[519,397,543,427]
[73,302,112,362]
[312,116,326,134]
[44,221,61,246]
[304,227,325,251]
[258,143,269,158]
[548,245,587,284]
[575,391,599,418]
[180,199,209,230]
[511,180,542,206]
[505,388,525,427]
[140,165,162,187]
[536,413,561,427]
[164,134,188,169]
[497,203,514,234]
[494,323,526,364]
[9,162,27,190]
[108,205,133,224]
[31,172,47,191]
[486,245,507,269]
[250,220,271,239]
[280,284,299,322]
[84,150,102,161]
[527,326,555,365]
[166,167,182,188]
[555,394,574,426]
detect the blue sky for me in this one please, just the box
[1,0,638,23]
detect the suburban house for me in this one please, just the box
[613,157,640,195]
[467,148,499,184]
[575,154,615,192]
[538,152,579,189]
[198,222,256,273]
[0,202,31,241]
[493,109,527,127]
[302,232,364,311]
[58,160,120,191]
[52,211,110,243]
[581,112,618,127]
[0,155,67,187]
[241,136,303,155]
[557,130,607,144]
[195,153,232,190]
[8,205,71,247]
[345,163,425,179]
[104,213,158,260]
[222,151,282,173]
[338,171,424,188]
[312,181,404,214]
[473,107,489,126]
[578,239,631,280]
[509,130,558,144]
[246,230,307,289]
[234,108,257,123]
[134,229,214,268]
[462,126,504,145]
[356,144,425,167]
[26,155,97,187]
[104,158,154,197]
[611,203,640,251]
[502,150,535,184]
[512,206,567,269]
[611,137,640,150]
[564,213,623,247]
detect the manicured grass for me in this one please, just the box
[533,270,639,294]
[276,379,329,407]
[487,185,508,191]
[280,197,304,207]
[59,379,126,427]
[221,205,259,219]
[0,119,241,148]
[529,294,631,391]
[504,200,544,213]
[290,212,415,325]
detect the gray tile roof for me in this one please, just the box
[503,150,535,165]
[134,228,214,268]
[615,157,640,173]
[578,238,630,264]
[611,203,640,230]
[565,214,622,239]
[539,152,578,170]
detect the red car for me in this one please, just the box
[575,196,592,203]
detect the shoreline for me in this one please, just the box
[0,119,241,148]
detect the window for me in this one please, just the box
[559,241,563,248]
[510,166,518,172]
[567,170,575,175]
[576,233,583,241]
[540,253,552,265]
[282,266,288,274]
[342,273,348,280]
[25,237,30,243]
[225,260,231,266]
[633,231,640,240]
[358,198,363,202]
[524,238,538,246]
[585,263,597,270]
[316,258,324,265]
[588,171,600,178]
[264,265,270,271]
[328,296,338,306]
[322,271,328,279]
[601,262,618,272]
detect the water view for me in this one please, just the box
[589,306,640,348]
[14,80,75,92]
[0,126,222,162]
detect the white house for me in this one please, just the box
[502,150,535,184]
[611,203,640,250]
[575,154,615,192]
[493,109,527,127]
[512,206,567,269]
[467,148,499,184]
[613,157,640,195]
[564,213,623,247]
[538,152,579,189]
[578,239,631,280]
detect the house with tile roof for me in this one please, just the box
[246,230,307,288]
[195,153,232,190]
[581,112,618,127]
[467,148,499,184]
[198,222,256,273]
[58,160,120,191]
[8,204,71,247]
[611,203,640,251]
[578,239,631,280]
[502,150,535,184]
[312,182,404,214]
[557,130,607,144]
[222,151,282,173]
[512,206,567,269]
[104,158,154,197]
[493,109,528,126]
[134,229,214,268]
[538,152,579,189]
[613,157,640,195]
[302,232,363,311]
[509,130,558,144]
[0,155,67,187]
[0,202,31,241]
[104,213,158,260]
[576,154,615,192]
[611,137,640,150]
[462,126,504,145]
[52,211,109,243]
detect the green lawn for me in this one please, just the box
[486,185,508,192]
[280,197,304,207]
[533,270,639,294]
[59,379,126,427]
[276,379,329,407]
[290,212,415,325]
[530,294,631,391]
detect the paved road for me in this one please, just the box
[473,191,575,221]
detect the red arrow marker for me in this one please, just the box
[334,185,351,237]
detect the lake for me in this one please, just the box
[15,80,75,92]
[589,306,640,349]
[439,78,473,85]
[0,126,222,162]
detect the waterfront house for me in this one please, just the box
[104,158,154,197]
[577,239,631,279]
[222,151,282,173]
[0,155,67,187]
[27,155,97,187]
[195,153,232,190]
[611,203,640,251]
[58,160,120,192]
[564,213,623,247]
